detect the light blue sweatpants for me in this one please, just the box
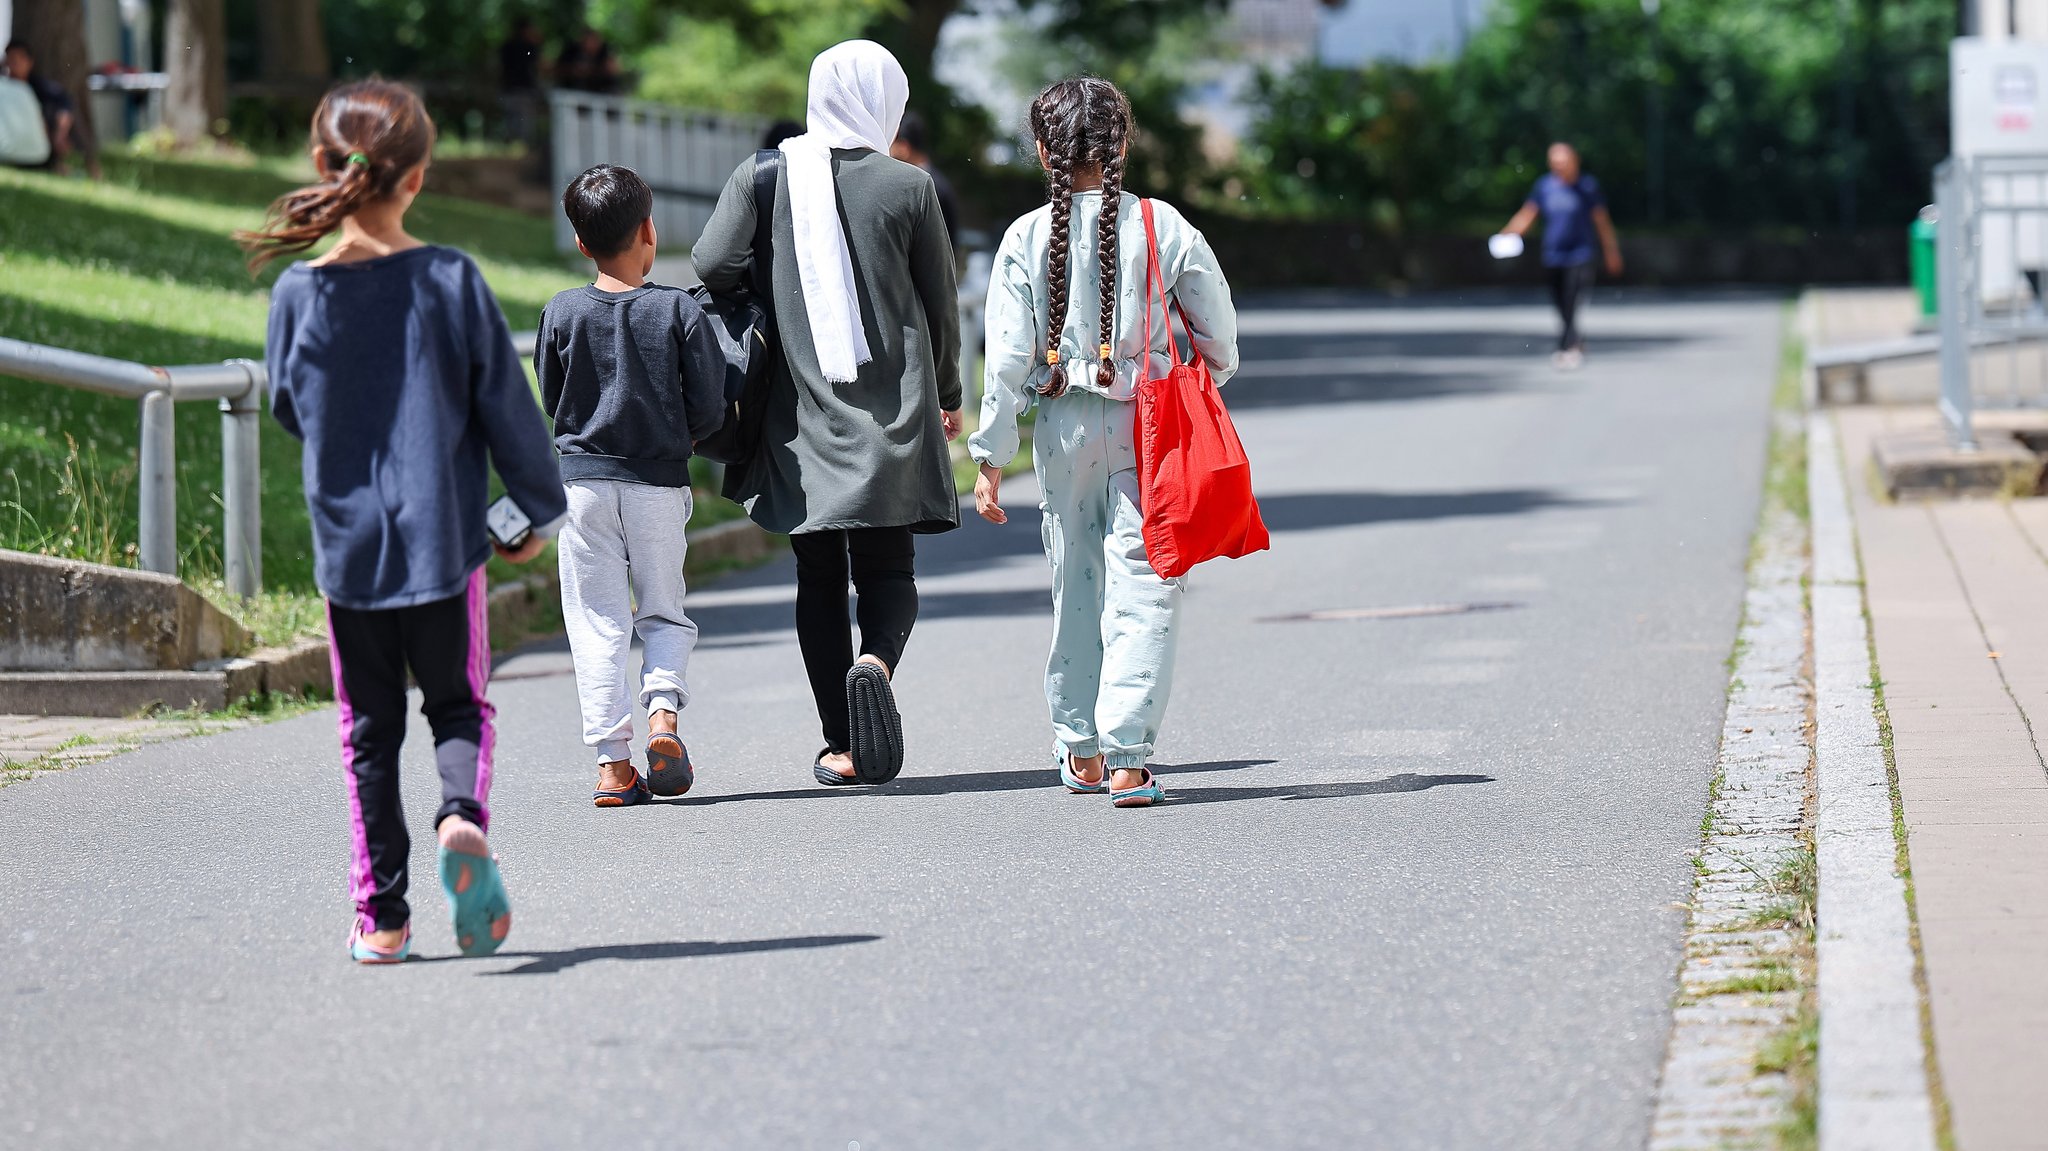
[1033,389,1183,771]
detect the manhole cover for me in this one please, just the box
[1258,601,1523,623]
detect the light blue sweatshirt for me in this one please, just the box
[969,190,1239,470]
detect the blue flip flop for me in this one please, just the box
[349,922,411,965]
[646,733,694,797]
[593,773,651,807]
[438,846,512,958]
[1110,767,1166,808]
[1058,746,1109,794]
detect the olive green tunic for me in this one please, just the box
[694,149,962,535]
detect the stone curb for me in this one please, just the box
[1647,430,1810,1149]
[0,517,780,718]
[1808,410,1939,1150]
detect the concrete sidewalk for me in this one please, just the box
[1834,406,2048,1149]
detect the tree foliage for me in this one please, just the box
[997,0,1229,196]
[1242,0,1954,232]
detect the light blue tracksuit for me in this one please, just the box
[970,190,1239,771]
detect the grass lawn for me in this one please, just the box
[0,152,742,645]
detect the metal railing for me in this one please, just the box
[549,91,765,256]
[0,331,545,600]
[0,336,263,597]
[1935,155,2048,448]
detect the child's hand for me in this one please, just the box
[941,408,963,441]
[974,464,1007,524]
[495,534,549,564]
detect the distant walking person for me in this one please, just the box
[971,77,1240,807]
[496,17,545,146]
[1499,142,1622,369]
[694,40,962,788]
[555,26,622,95]
[239,80,566,965]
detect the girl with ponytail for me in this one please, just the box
[969,77,1240,807]
[241,80,566,963]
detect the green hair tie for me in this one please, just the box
[345,152,370,167]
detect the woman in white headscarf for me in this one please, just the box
[695,39,962,788]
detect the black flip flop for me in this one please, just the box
[646,732,694,797]
[845,662,904,785]
[813,748,862,787]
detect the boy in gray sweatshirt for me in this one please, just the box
[536,164,728,806]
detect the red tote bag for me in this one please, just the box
[1134,198,1270,580]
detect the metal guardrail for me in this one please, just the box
[0,336,263,597]
[0,332,542,601]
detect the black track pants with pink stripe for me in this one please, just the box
[326,569,495,933]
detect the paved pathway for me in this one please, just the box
[0,291,1783,1149]
[1835,406,2048,1150]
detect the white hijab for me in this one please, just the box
[778,40,909,384]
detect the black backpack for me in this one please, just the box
[691,149,783,467]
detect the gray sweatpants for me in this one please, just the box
[556,479,698,766]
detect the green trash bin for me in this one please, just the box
[1911,207,1938,317]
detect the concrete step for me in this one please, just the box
[0,550,250,673]
[0,637,330,717]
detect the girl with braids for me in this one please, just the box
[969,77,1239,807]
[240,80,564,963]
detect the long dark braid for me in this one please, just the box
[1028,77,1135,398]
[1091,89,1131,390]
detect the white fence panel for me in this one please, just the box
[549,92,766,255]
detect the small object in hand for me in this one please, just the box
[1488,233,1525,260]
[485,495,532,551]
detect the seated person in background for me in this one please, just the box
[2,40,98,178]
[0,69,51,168]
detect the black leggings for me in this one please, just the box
[791,527,918,753]
[326,571,493,933]
[1549,262,1595,352]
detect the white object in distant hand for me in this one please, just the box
[1488,233,1525,260]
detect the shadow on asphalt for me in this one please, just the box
[1164,771,1496,807]
[419,934,883,975]
[1240,329,1688,360]
[1257,488,1621,533]
[655,758,1278,806]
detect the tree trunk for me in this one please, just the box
[164,0,228,145]
[258,0,330,88]
[12,0,96,146]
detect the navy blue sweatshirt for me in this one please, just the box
[265,245,567,611]
[533,283,729,486]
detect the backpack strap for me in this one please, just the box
[750,149,782,302]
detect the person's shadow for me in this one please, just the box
[1163,771,1494,806]
[651,760,1494,807]
[407,934,883,975]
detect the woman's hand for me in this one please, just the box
[941,408,963,441]
[494,534,549,564]
[974,464,1007,524]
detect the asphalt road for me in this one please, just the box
[0,289,1783,1150]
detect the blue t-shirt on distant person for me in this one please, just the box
[1526,173,1606,268]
